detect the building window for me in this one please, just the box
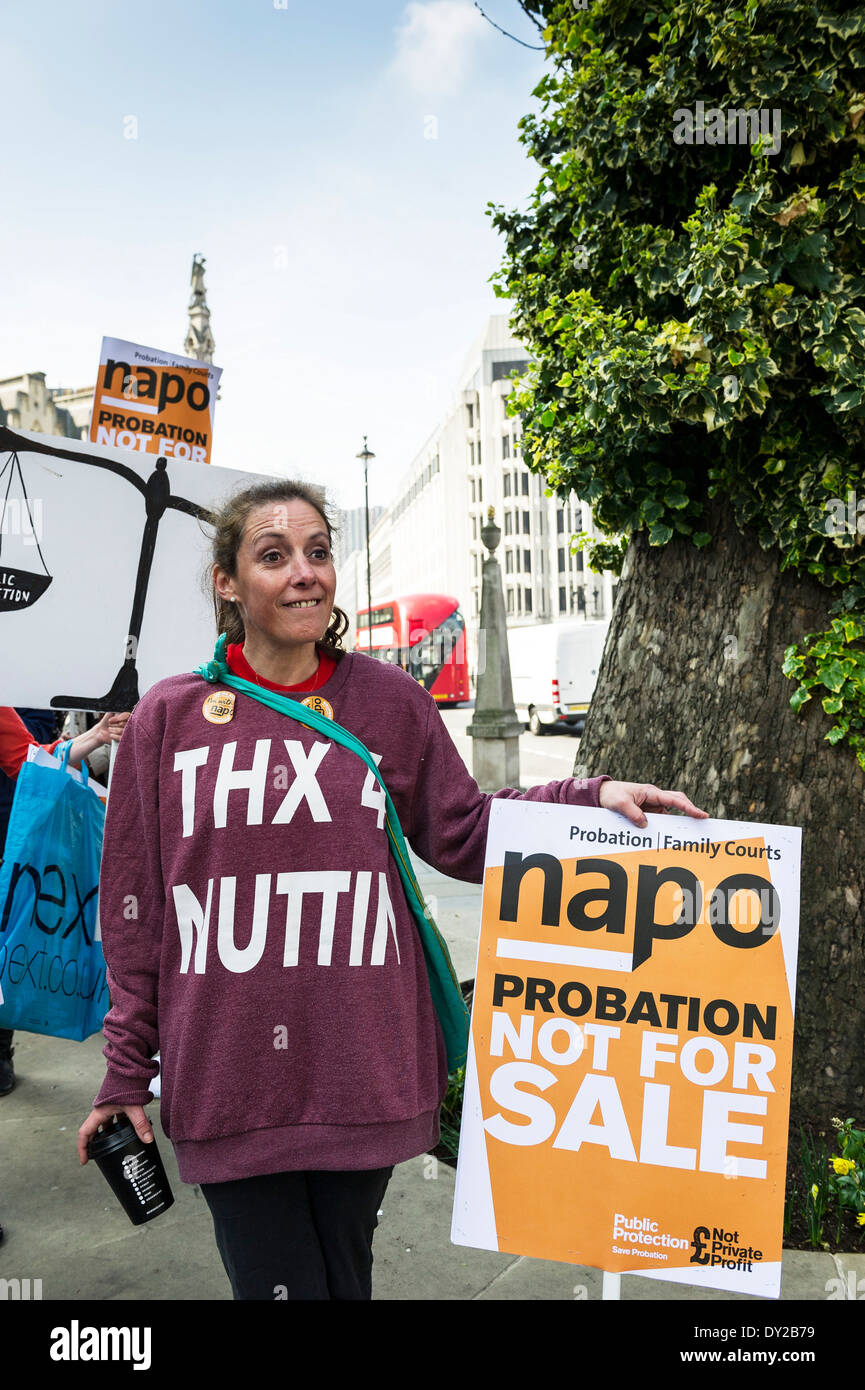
[470,478,476,502]
[557,508,565,534]
[473,587,480,615]
[523,549,531,573]
[505,550,513,573]
[472,516,477,539]
[502,435,510,459]
[577,551,584,572]
[503,473,511,497]
[559,586,567,612]
[478,478,483,502]
[467,403,474,428]
[469,441,475,467]
[516,550,521,573]
[517,588,522,614]
[477,440,482,464]
[558,547,566,572]
[507,588,514,613]
[521,472,529,496]
[524,588,532,613]
[504,513,513,535]
[522,510,530,534]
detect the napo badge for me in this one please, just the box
[301,695,334,720]
[202,690,236,724]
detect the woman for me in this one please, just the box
[77,478,707,1301]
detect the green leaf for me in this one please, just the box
[648,523,673,546]
[736,267,769,288]
[820,659,849,693]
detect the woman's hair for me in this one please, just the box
[205,478,350,661]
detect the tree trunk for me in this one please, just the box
[575,501,865,1126]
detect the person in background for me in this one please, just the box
[60,711,112,782]
[0,704,128,1247]
[0,705,130,1096]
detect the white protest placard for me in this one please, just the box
[0,426,276,709]
[452,800,802,1298]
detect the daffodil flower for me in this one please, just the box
[832,1157,856,1176]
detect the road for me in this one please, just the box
[437,702,583,789]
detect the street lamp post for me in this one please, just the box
[356,436,375,653]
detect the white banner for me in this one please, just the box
[1,426,274,709]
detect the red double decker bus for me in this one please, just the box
[354,593,468,704]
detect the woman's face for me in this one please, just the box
[214,499,337,650]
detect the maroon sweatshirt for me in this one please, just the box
[93,649,609,1184]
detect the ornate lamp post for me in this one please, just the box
[467,506,524,791]
[356,436,375,653]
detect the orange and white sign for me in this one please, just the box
[89,337,222,464]
[451,801,802,1298]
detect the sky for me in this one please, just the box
[1,0,548,511]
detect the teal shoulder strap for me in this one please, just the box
[193,635,469,1069]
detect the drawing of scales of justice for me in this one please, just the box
[0,426,214,711]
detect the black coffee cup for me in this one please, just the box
[88,1114,175,1225]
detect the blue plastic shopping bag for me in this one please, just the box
[0,742,109,1039]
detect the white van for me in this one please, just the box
[507,619,609,735]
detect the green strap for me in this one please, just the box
[193,634,465,1005]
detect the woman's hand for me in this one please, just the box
[598,780,708,828]
[77,1104,154,1165]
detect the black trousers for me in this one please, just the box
[199,1166,393,1301]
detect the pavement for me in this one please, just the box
[1,851,861,1306]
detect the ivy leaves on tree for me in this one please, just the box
[489,0,865,767]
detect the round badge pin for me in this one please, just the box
[301,695,334,720]
[202,690,236,724]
